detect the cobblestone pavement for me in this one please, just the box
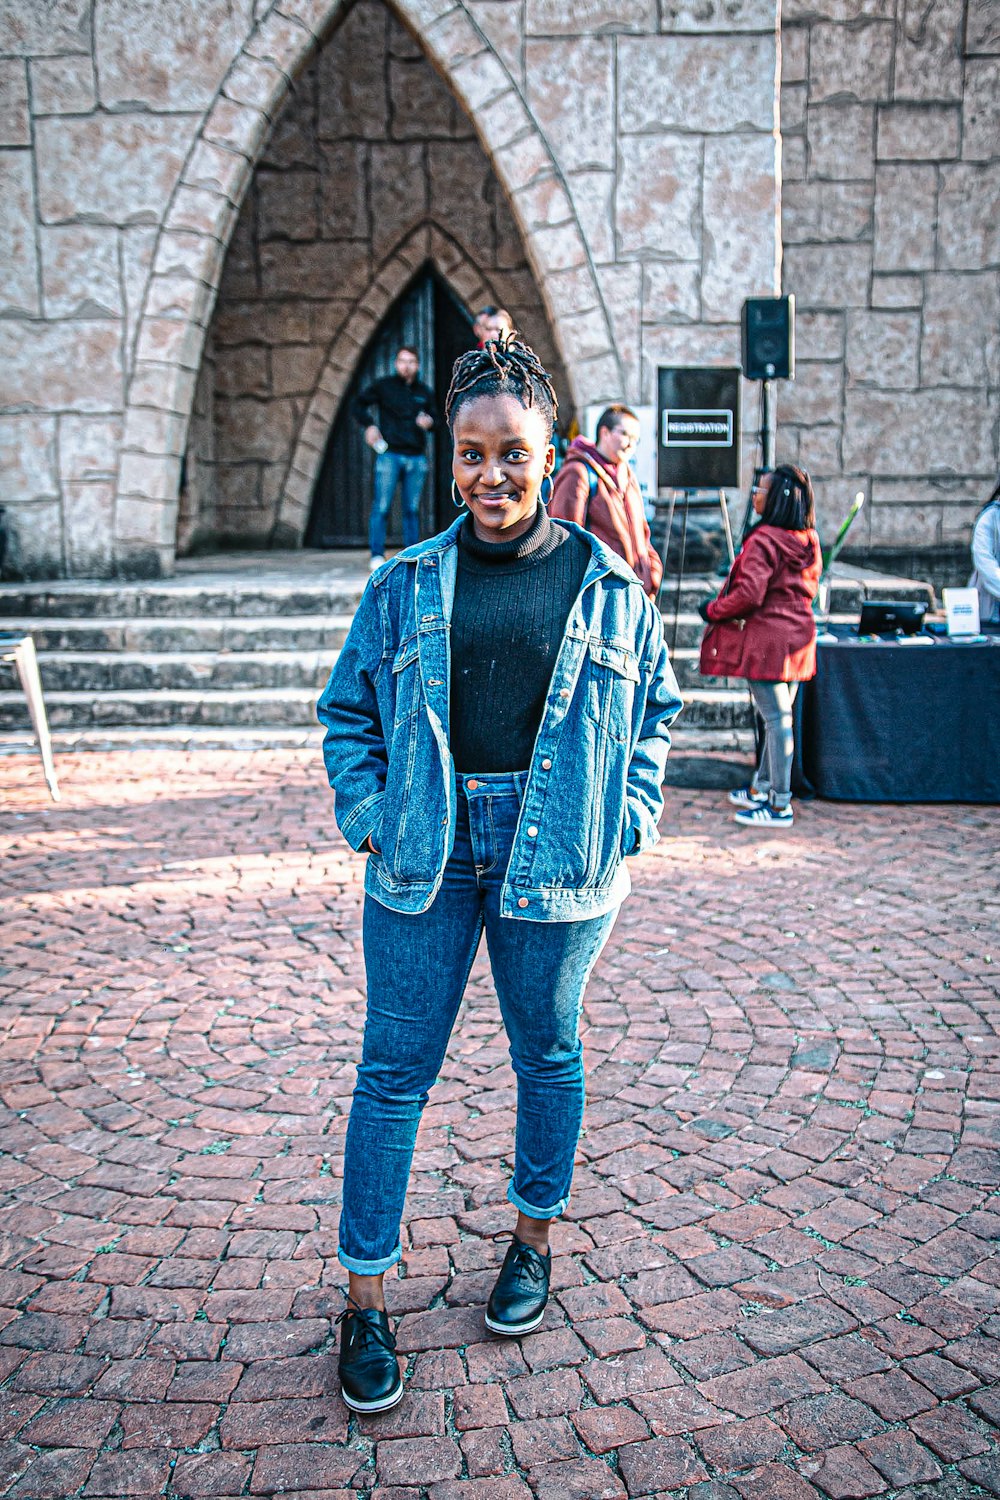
[1,750,998,1500]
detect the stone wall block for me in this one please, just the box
[58,416,124,484]
[617,134,701,260]
[783,243,871,308]
[135,316,207,372]
[0,150,40,316]
[0,60,29,146]
[781,83,807,134]
[258,239,370,299]
[792,311,844,362]
[398,0,459,33]
[154,231,222,286]
[41,224,121,319]
[702,134,780,320]
[215,345,270,398]
[526,39,614,173]
[866,499,943,546]
[784,0,892,20]
[558,172,611,265]
[64,482,115,574]
[640,322,740,386]
[777,358,843,424]
[843,388,995,475]
[370,141,427,255]
[818,180,873,241]
[663,0,776,31]
[893,0,964,102]
[117,452,181,504]
[389,56,457,139]
[128,364,196,416]
[782,135,806,181]
[122,225,161,370]
[0,320,122,412]
[450,47,511,114]
[0,0,90,55]
[619,35,777,134]
[808,22,894,104]
[845,309,920,388]
[185,141,253,205]
[642,261,701,322]
[276,0,346,37]
[466,2,524,84]
[876,104,960,161]
[873,164,937,271]
[937,163,1000,270]
[224,53,287,114]
[790,420,840,473]
[320,143,370,240]
[115,492,178,546]
[316,0,388,138]
[531,220,589,275]
[261,71,319,169]
[965,0,1000,55]
[0,415,58,502]
[781,26,808,82]
[513,174,574,232]
[123,406,189,457]
[145,275,213,328]
[870,274,922,309]
[214,396,297,462]
[962,60,1000,162]
[920,272,1000,388]
[597,262,643,397]
[29,55,97,115]
[526,0,655,33]
[257,168,320,241]
[170,186,238,242]
[205,96,271,163]
[271,345,327,397]
[780,181,823,243]
[3,499,65,577]
[246,8,313,73]
[36,114,194,226]
[96,0,254,110]
[492,131,552,194]
[572,351,626,409]
[474,89,535,154]
[806,104,875,180]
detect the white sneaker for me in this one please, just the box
[369,555,385,572]
[728,785,767,809]
[734,802,793,827]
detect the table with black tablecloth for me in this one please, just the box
[794,629,1000,803]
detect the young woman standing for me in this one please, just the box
[699,464,821,827]
[318,340,682,1413]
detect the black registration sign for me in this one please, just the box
[657,367,741,489]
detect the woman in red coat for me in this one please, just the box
[699,465,822,827]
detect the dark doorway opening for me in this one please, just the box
[306,266,475,548]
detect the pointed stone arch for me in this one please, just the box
[276,223,506,545]
[115,0,621,574]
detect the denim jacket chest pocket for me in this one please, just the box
[584,640,640,744]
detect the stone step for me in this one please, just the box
[0,684,754,732]
[1,567,930,620]
[21,645,737,693]
[0,615,355,653]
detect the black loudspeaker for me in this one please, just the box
[741,295,795,380]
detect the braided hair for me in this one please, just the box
[445,337,558,439]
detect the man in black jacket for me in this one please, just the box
[354,347,436,568]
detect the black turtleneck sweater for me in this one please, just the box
[450,506,590,772]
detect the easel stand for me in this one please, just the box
[654,490,736,657]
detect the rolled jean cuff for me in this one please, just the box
[337,1243,402,1276]
[507,1183,569,1220]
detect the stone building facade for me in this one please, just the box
[0,0,996,580]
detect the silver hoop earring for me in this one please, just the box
[451,480,465,510]
[540,474,553,507]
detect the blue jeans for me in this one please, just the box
[338,772,619,1274]
[370,451,427,557]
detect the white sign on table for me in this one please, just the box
[942,587,981,636]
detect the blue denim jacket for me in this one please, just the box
[317,516,682,921]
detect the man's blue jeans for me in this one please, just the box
[338,772,619,1274]
[370,450,427,557]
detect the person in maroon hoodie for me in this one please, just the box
[548,406,662,599]
[699,465,822,827]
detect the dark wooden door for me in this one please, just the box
[306,267,474,548]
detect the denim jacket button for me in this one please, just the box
[558,688,570,699]
[517,897,529,908]
[541,758,552,770]
[527,826,538,837]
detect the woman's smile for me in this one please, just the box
[452,393,554,544]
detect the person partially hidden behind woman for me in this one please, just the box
[317,338,682,1414]
[970,475,1000,625]
[699,464,821,827]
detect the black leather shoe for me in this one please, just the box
[485,1235,551,1336]
[336,1302,403,1413]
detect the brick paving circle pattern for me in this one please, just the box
[1,750,998,1500]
